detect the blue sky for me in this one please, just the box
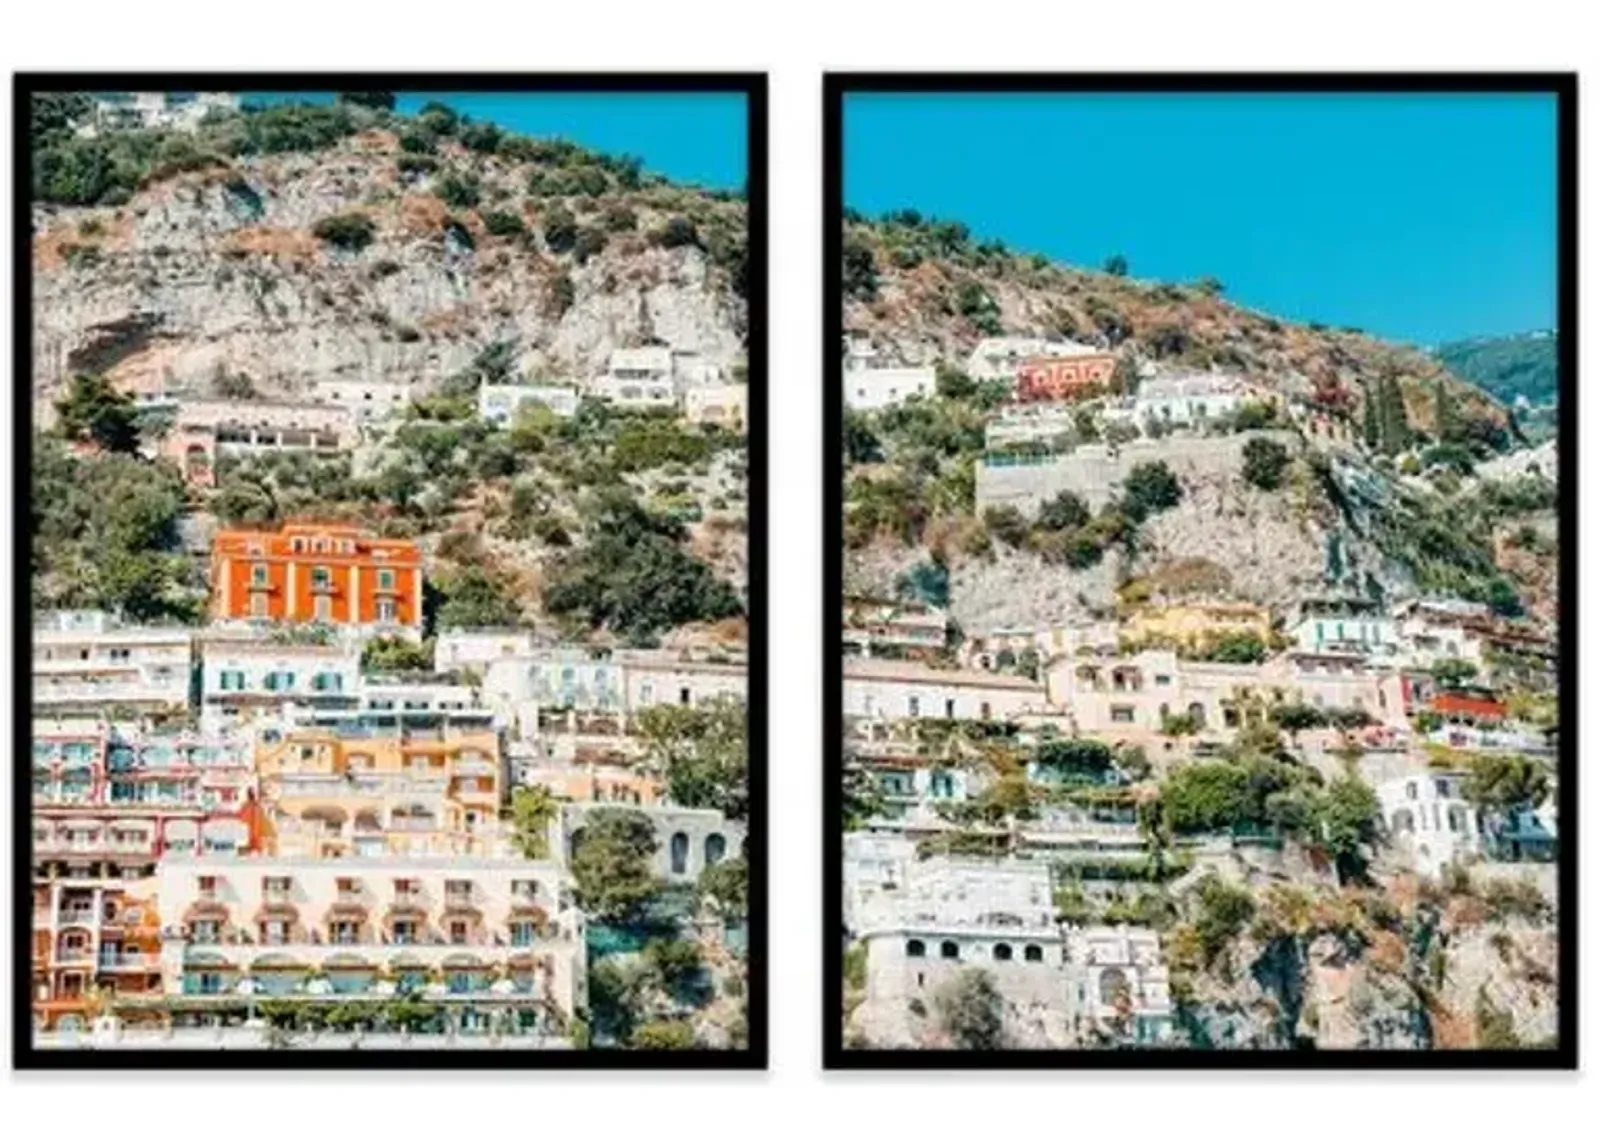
[845,93,1558,345]
[249,91,747,190]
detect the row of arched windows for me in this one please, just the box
[668,831,728,875]
[905,939,1045,963]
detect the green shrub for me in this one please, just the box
[312,212,376,252]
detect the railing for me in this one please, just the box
[99,952,162,970]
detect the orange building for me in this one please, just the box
[211,522,423,634]
[1015,352,1118,402]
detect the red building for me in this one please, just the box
[210,522,423,633]
[1015,352,1118,402]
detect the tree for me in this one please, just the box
[1119,461,1182,522]
[936,969,1005,1050]
[1192,875,1256,964]
[934,362,978,400]
[1462,754,1551,814]
[569,809,661,924]
[312,212,376,252]
[433,565,519,630]
[652,216,701,250]
[1241,436,1292,491]
[636,698,748,820]
[361,635,434,673]
[541,492,742,644]
[1103,253,1129,277]
[1314,776,1380,880]
[542,205,579,253]
[510,785,560,859]
[54,373,140,452]
[435,170,481,210]
[1036,489,1090,532]
[842,235,879,301]
[1433,375,1458,443]
[1160,763,1255,835]
[983,505,1030,549]
[643,938,704,999]
[1430,657,1480,692]
[697,855,748,920]
[1271,702,1326,742]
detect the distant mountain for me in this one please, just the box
[1433,331,1558,409]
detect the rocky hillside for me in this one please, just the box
[840,213,1559,632]
[31,99,748,413]
[844,212,1504,424]
[29,97,751,647]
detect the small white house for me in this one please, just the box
[1377,772,1485,877]
[1133,374,1246,426]
[843,363,935,411]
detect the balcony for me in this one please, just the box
[99,952,162,971]
[56,908,99,928]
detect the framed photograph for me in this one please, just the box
[14,72,766,1068]
[824,73,1575,1068]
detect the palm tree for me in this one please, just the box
[510,785,560,859]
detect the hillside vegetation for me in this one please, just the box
[30,94,751,648]
[840,212,1558,631]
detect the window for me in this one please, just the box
[510,922,536,947]
[906,939,926,958]
[391,920,416,945]
[1024,944,1044,963]
[449,921,469,945]
[1111,706,1135,724]
[979,702,992,721]
[377,599,397,623]
[377,569,395,591]
[940,941,960,960]
[993,943,1013,961]
[1406,781,1418,800]
[945,698,956,719]
[218,670,246,692]
[311,566,331,591]
[192,920,220,943]
[907,696,920,718]
[679,687,692,706]
[251,564,269,587]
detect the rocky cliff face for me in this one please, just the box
[31,130,747,411]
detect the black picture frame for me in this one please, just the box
[12,70,768,1071]
[822,71,1577,1070]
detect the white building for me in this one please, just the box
[434,629,537,674]
[616,649,748,711]
[152,853,585,1030]
[1376,772,1486,877]
[1063,926,1173,1044]
[482,649,626,715]
[682,383,747,429]
[477,383,581,426]
[965,337,1091,385]
[562,804,743,883]
[1287,602,1402,661]
[83,91,239,135]
[844,659,1050,724]
[843,362,935,411]
[309,379,413,426]
[592,347,676,408]
[842,600,951,658]
[1392,598,1490,674]
[33,612,194,718]
[198,637,360,735]
[1133,373,1247,426]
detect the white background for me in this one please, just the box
[2,1,1595,1135]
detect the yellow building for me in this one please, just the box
[1121,602,1274,653]
[254,724,504,859]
